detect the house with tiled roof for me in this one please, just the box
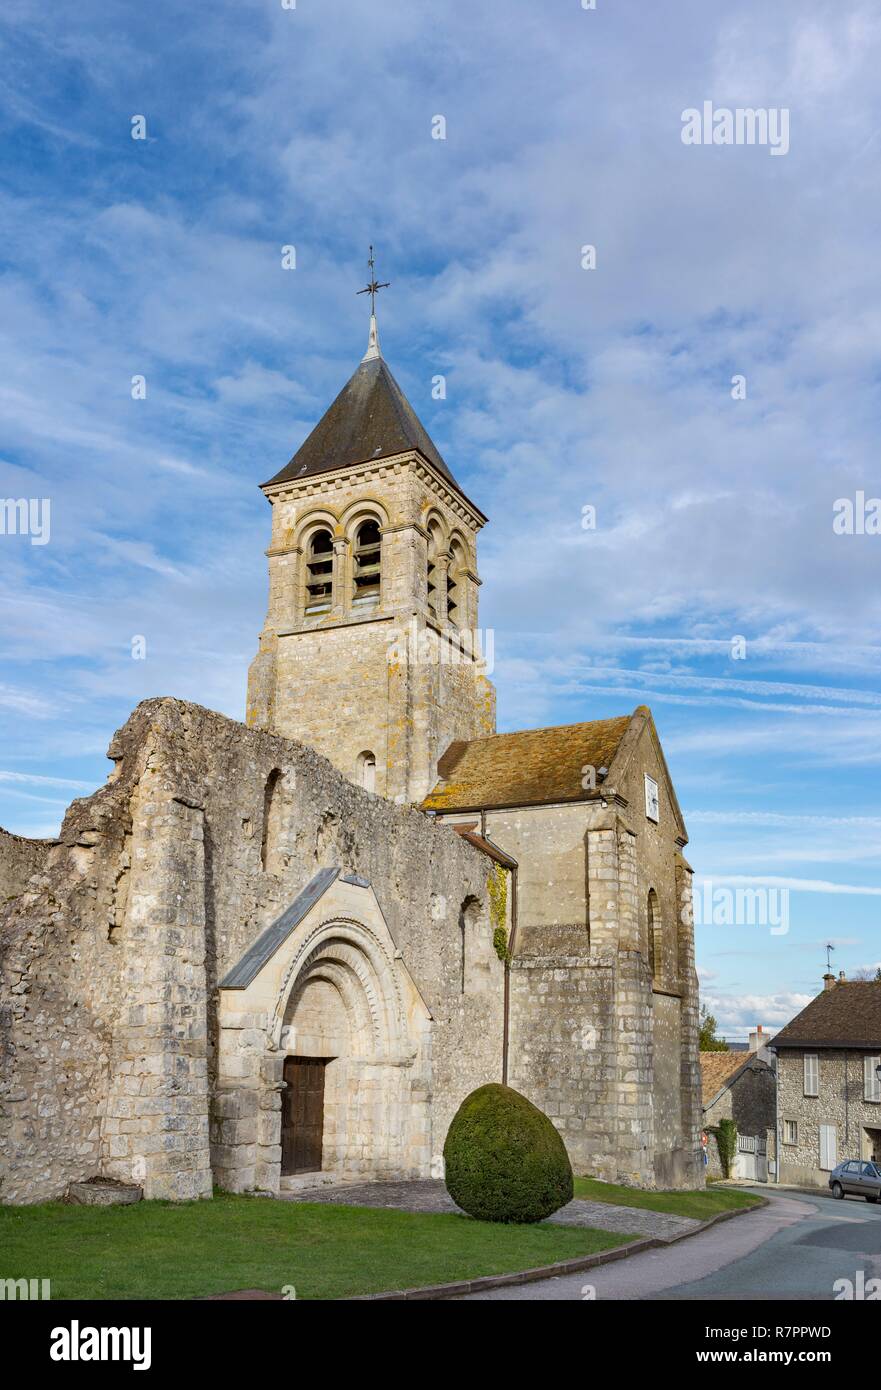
[769,976,881,1187]
[700,1030,776,1181]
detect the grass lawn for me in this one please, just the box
[0,1193,636,1301]
[573,1178,763,1221]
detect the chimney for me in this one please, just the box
[839,970,847,984]
[823,973,836,991]
[748,1025,765,1053]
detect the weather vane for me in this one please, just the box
[357,245,390,316]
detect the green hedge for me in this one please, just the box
[443,1083,573,1223]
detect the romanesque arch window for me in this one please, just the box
[352,519,381,608]
[447,538,466,628]
[647,888,662,982]
[305,528,334,614]
[356,750,376,793]
[261,769,284,873]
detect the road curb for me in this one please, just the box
[345,1194,770,1301]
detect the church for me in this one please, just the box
[0,292,702,1204]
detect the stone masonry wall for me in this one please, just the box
[0,716,151,1204]
[508,942,618,1179]
[0,829,52,901]
[1,697,503,1203]
[777,1043,881,1185]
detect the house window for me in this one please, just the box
[352,520,381,607]
[865,1055,881,1103]
[804,1054,819,1097]
[644,774,659,822]
[305,529,334,613]
[819,1123,837,1171]
[783,1120,798,1145]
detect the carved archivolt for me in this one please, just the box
[270,917,406,1055]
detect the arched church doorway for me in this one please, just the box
[275,925,420,1184]
[216,885,433,1195]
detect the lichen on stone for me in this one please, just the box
[489,861,509,962]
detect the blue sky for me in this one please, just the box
[1,0,880,1039]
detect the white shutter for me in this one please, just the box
[819,1124,837,1171]
[804,1054,819,1096]
[865,1055,881,1103]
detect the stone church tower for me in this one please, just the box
[246,309,495,804]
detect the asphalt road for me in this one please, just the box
[455,1190,881,1300]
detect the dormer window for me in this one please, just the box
[352,520,381,607]
[305,529,334,613]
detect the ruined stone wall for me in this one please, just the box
[0,718,149,1205]
[0,829,52,901]
[1,697,504,1203]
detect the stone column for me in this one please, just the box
[331,535,349,617]
[434,552,451,626]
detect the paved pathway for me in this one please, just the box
[281,1177,699,1241]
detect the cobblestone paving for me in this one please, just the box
[280,1178,700,1241]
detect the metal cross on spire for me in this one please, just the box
[357,245,390,361]
[357,245,390,315]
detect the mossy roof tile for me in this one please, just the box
[422,715,632,813]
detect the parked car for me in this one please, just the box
[829,1160,881,1202]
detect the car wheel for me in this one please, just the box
[867,1194,878,1204]
[831,1182,844,1199]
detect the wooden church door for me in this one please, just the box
[281,1057,327,1175]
